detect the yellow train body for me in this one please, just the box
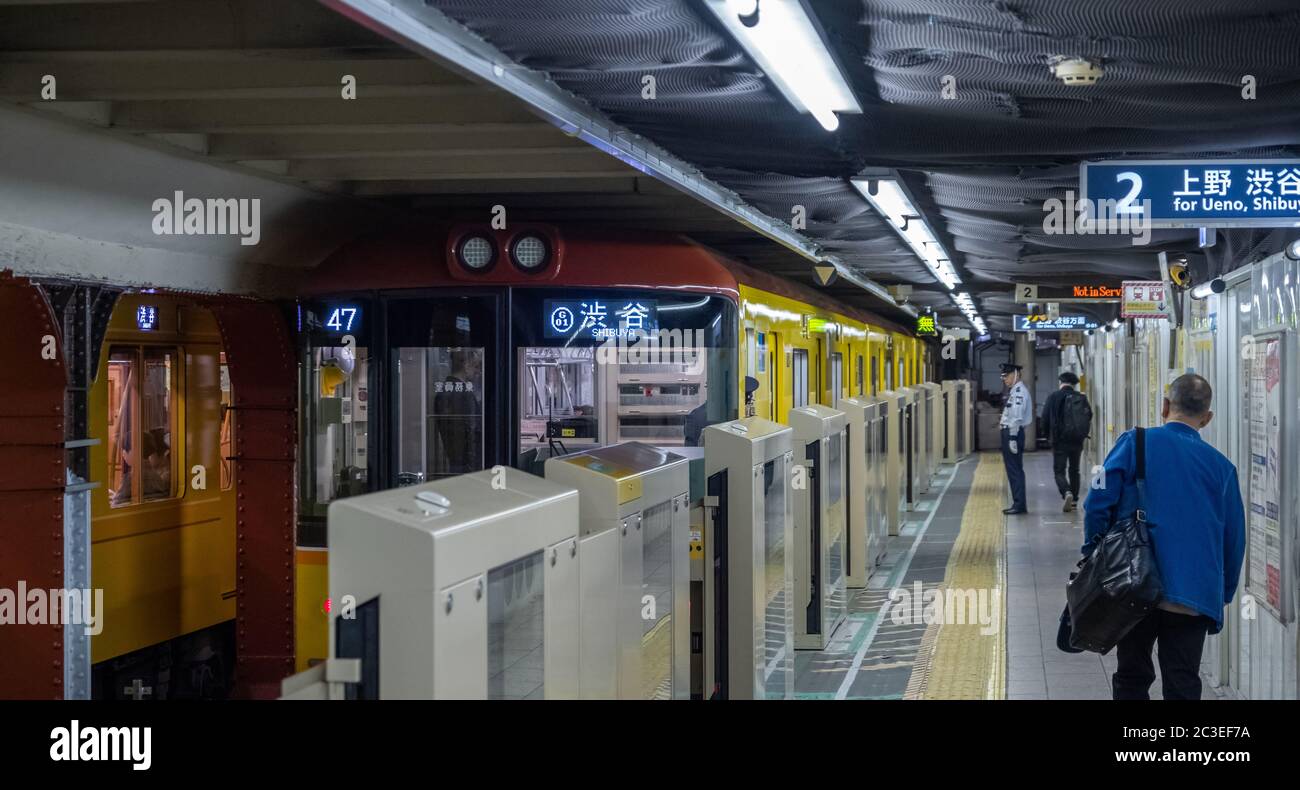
[89,295,237,663]
[737,283,929,422]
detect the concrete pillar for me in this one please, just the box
[1014,333,1038,448]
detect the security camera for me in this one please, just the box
[1168,261,1190,289]
[888,284,912,305]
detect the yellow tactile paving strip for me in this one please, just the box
[641,615,672,700]
[912,452,1008,699]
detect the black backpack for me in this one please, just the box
[1058,389,1092,444]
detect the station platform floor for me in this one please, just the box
[793,450,1220,700]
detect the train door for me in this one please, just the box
[829,352,843,407]
[387,295,504,484]
[768,332,779,420]
[792,348,809,409]
[871,355,879,396]
[814,340,824,405]
[299,301,373,545]
[855,354,864,398]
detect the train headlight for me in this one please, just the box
[509,233,552,272]
[456,234,497,272]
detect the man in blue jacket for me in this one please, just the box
[1082,373,1245,700]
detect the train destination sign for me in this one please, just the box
[544,298,659,340]
[1013,315,1099,332]
[1081,159,1300,228]
[1013,283,1124,303]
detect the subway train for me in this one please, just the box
[6,227,936,698]
[292,224,935,667]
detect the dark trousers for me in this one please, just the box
[1052,445,1082,499]
[1000,427,1026,510]
[1113,609,1214,700]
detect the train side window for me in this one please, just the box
[871,356,879,396]
[107,350,134,505]
[107,346,177,508]
[219,356,234,490]
[139,348,176,503]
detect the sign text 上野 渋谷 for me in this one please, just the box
[1081,159,1300,228]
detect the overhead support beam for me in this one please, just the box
[346,176,655,195]
[0,47,420,63]
[108,96,539,131]
[3,82,497,103]
[138,121,556,136]
[0,58,475,101]
[320,0,904,317]
[0,0,393,52]
[206,130,580,159]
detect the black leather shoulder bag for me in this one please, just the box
[1065,426,1165,654]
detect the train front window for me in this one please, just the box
[107,346,176,508]
[387,296,499,484]
[519,346,597,465]
[512,291,737,464]
[395,346,485,482]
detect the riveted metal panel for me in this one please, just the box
[202,297,298,699]
[0,273,66,699]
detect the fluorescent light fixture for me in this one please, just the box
[1190,278,1226,300]
[949,290,985,332]
[703,0,861,131]
[851,176,961,290]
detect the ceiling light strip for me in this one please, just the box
[851,176,961,291]
[702,0,861,132]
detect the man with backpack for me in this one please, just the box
[1041,371,1091,512]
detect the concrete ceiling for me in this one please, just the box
[0,0,917,322]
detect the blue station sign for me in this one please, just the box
[1081,159,1300,228]
[544,298,658,341]
[1014,314,1098,332]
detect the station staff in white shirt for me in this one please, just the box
[999,362,1033,514]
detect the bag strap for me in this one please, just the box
[1134,426,1148,520]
